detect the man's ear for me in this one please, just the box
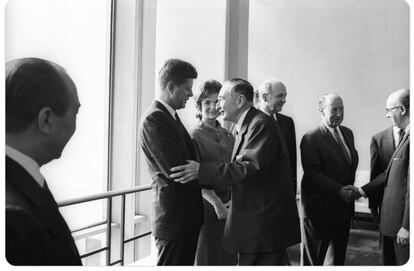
[400,105,407,116]
[261,93,268,102]
[237,95,246,108]
[166,81,175,95]
[37,107,54,134]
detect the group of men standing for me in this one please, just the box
[139,58,410,266]
[5,57,409,266]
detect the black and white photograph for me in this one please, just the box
[1,0,412,268]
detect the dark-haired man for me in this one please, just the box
[170,78,300,265]
[6,58,82,265]
[138,59,203,265]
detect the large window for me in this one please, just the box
[6,0,111,263]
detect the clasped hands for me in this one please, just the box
[170,160,200,184]
[339,185,362,203]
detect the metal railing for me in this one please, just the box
[58,184,152,266]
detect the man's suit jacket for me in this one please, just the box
[380,130,409,237]
[300,124,359,235]
[199,107,300,253]
[6,157,82,265]
[362,127,395,209]
[138,100,203,240]
[276,113,297,192]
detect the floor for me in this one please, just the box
[133,220,384,266]
[287,220,383,266]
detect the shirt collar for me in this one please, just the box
[235,107,251,134]
[155,98,176,120]
[404,124,410,133]
[322,120,336,134]
[6,145,44,188]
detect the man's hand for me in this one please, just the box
[396,227,409,246]
[170,160,200,184]
[370,208,380,223]
[213,201,228,220]
[339,185,361,203]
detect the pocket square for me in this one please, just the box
[393,157,401,160]
[236,155,243,161]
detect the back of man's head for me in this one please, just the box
[6,58,74,134]
[158,59,198,90]
[228,78,254,103]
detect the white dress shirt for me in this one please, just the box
[6,145,44,188]
[393,125,410,148]
[234,107,251,135]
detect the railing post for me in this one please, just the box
[120,195,126,265]
[106,197,112,266]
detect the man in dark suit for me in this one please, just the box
[358,89,410,265]
[380,89,410,265]
[300,93,359,265]
[363,127,396,222]
[138,59,203,265]
[5,58,82,265]
[170,78,300,265]
[256,79,297,193]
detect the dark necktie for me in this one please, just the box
[397,128,406,147]
[333,127,352,164]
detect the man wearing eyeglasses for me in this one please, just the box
[358,89,410,265]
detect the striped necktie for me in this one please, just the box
[333,127,352,164]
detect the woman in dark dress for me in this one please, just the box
[192,80,237,265]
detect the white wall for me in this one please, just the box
[249,0,409,176]
[155,0,228,129]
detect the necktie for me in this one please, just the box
[398,128,405,147]
[333,127,352,164]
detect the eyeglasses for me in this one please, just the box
[385,105,402,113]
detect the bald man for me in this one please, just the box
[256,79,297,193]
[359,89,410,265]
[300,93,359,265]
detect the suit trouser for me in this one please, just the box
[303,218,351,265]
[382,235,409,265]
[155,230,200,266]
[238,249,290,265]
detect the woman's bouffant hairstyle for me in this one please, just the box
[195,80,222,120]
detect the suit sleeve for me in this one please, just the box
[402,164,409,230]
[140,112,193,181]
[362,136,386,207]
[300,134,342,199]
[289,119,297,190]
[199,120,279,185]
[6,207,42,265]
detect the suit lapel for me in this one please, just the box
[231,108,255,161]
[384,130,409,183]
[6,157,79,258]
[153,100,197,160]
